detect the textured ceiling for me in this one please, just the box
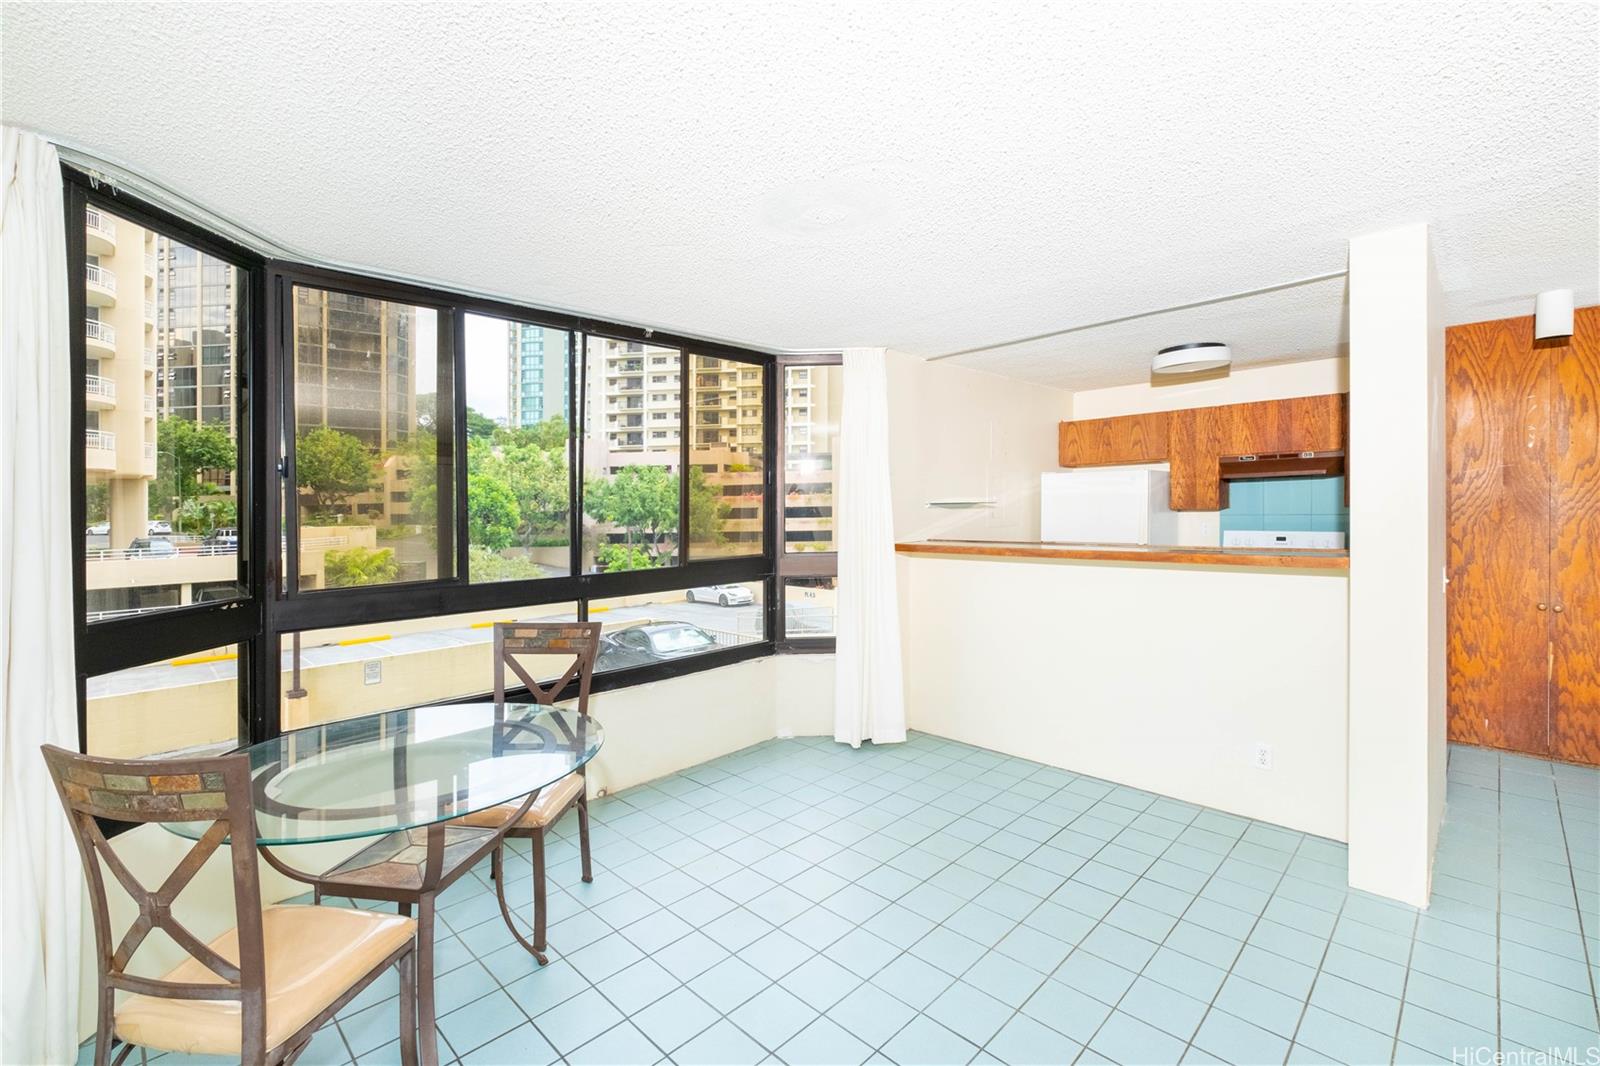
[3,1,1595,389]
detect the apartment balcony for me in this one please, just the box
[144,347,157,373]
[144,253,157,279]
[84,318,116,357]
[143,394,156,418]
[142,441,157,475]
[84,375,116,410]
[144,300,156,328]
[84,263,117,307]
[85,429,116,471]
[84,206,116,255]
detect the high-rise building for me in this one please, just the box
[583,338,682,474]
[292,288,420,451]
[506,324,569,427]
[83,204,159,551]
[153,240,238,437]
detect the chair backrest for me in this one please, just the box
[494,621,603,712]
[40,744,268,1057]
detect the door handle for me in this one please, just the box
[1553,605,1564,613]
[1537,603,1548,611]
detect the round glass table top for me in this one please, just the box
[166,703,602,846]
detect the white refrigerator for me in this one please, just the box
[1040,469,1180,545]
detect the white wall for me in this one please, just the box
[885,349,1072,542]
[1345,223,1447,906]
[1069,357,1349,419]
[900,554,1351,840]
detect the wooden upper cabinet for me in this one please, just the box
[1058,393,1347,511]
[1169,406,1230,510]
[1058,411,1169,467]
[1280,394,1346,454]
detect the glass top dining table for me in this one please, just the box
[165,702,603,846]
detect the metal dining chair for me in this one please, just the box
[41,744,421,1066]
[450,621,602,965]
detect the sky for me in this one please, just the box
[465,313,511,421]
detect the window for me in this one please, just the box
[688,354,765,559]
[463,314,573,581]
[777,355,841,649]
[281,603,580,729]
[783,577,837,638]
[591,582,763,675]
[70,168,780,768]
[784,362,841,553]
[291,285,452,591]
[87,644,241,758]
[582,337,681,573]
[82,205,247,625]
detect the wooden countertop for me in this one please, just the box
[895,539,1350,570]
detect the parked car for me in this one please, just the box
[596,621,719,671]
[684,584,754,607]
[85,522,109,536]
[128,536,178,557]
[147,519,173,535]
[206,527,239,550]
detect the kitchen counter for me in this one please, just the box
[896,538,1350,570]
[894,534,1351,840]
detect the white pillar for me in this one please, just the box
[1346,223,1448,905]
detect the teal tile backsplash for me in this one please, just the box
[1219,475,1348,542]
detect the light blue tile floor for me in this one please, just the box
[81,736,1598,1065]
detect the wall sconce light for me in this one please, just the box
[1534,289,1574,340]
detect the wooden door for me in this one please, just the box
[1551,307,1600,765]
[1446,316,1553,755]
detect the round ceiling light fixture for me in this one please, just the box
[1153,342,1231,375]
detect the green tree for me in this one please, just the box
[467,473,520,551]
[177,496,237,536]
[686,466,729,550]
[479,438,568,546]
[467,545,553,582]
[494,416,569,452]
[594,541,659,572]
[465,407,499,440]
[296,427,378,517]
[323,546,399,587]
[151,418,234,531]
[584,464,679,561]
[85,482,108,526]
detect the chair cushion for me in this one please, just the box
[451,771,585,831]
[115,904,414,1056]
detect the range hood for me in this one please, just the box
[1218,450,1345,480]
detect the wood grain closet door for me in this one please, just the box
[1446,316,1552,755]
[1551,307,1600,766]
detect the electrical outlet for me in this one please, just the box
[1253,743,1273,771]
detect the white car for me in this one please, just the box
[147,519,173,535]
[684,584,754,607]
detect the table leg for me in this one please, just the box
[417,894,439,1066]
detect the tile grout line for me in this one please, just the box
[1279,854,1352,1064]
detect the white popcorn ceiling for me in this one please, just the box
[2,1,1594,390]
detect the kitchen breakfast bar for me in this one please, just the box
[895,539,1351,841]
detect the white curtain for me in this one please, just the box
[833,347,907,747]
[1,126,83,1065]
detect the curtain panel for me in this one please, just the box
[832,347,906,747]
[1,125,83,1065]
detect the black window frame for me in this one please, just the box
[775,353,841,652]
[65,166,271,755]
[66,167,788,768]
